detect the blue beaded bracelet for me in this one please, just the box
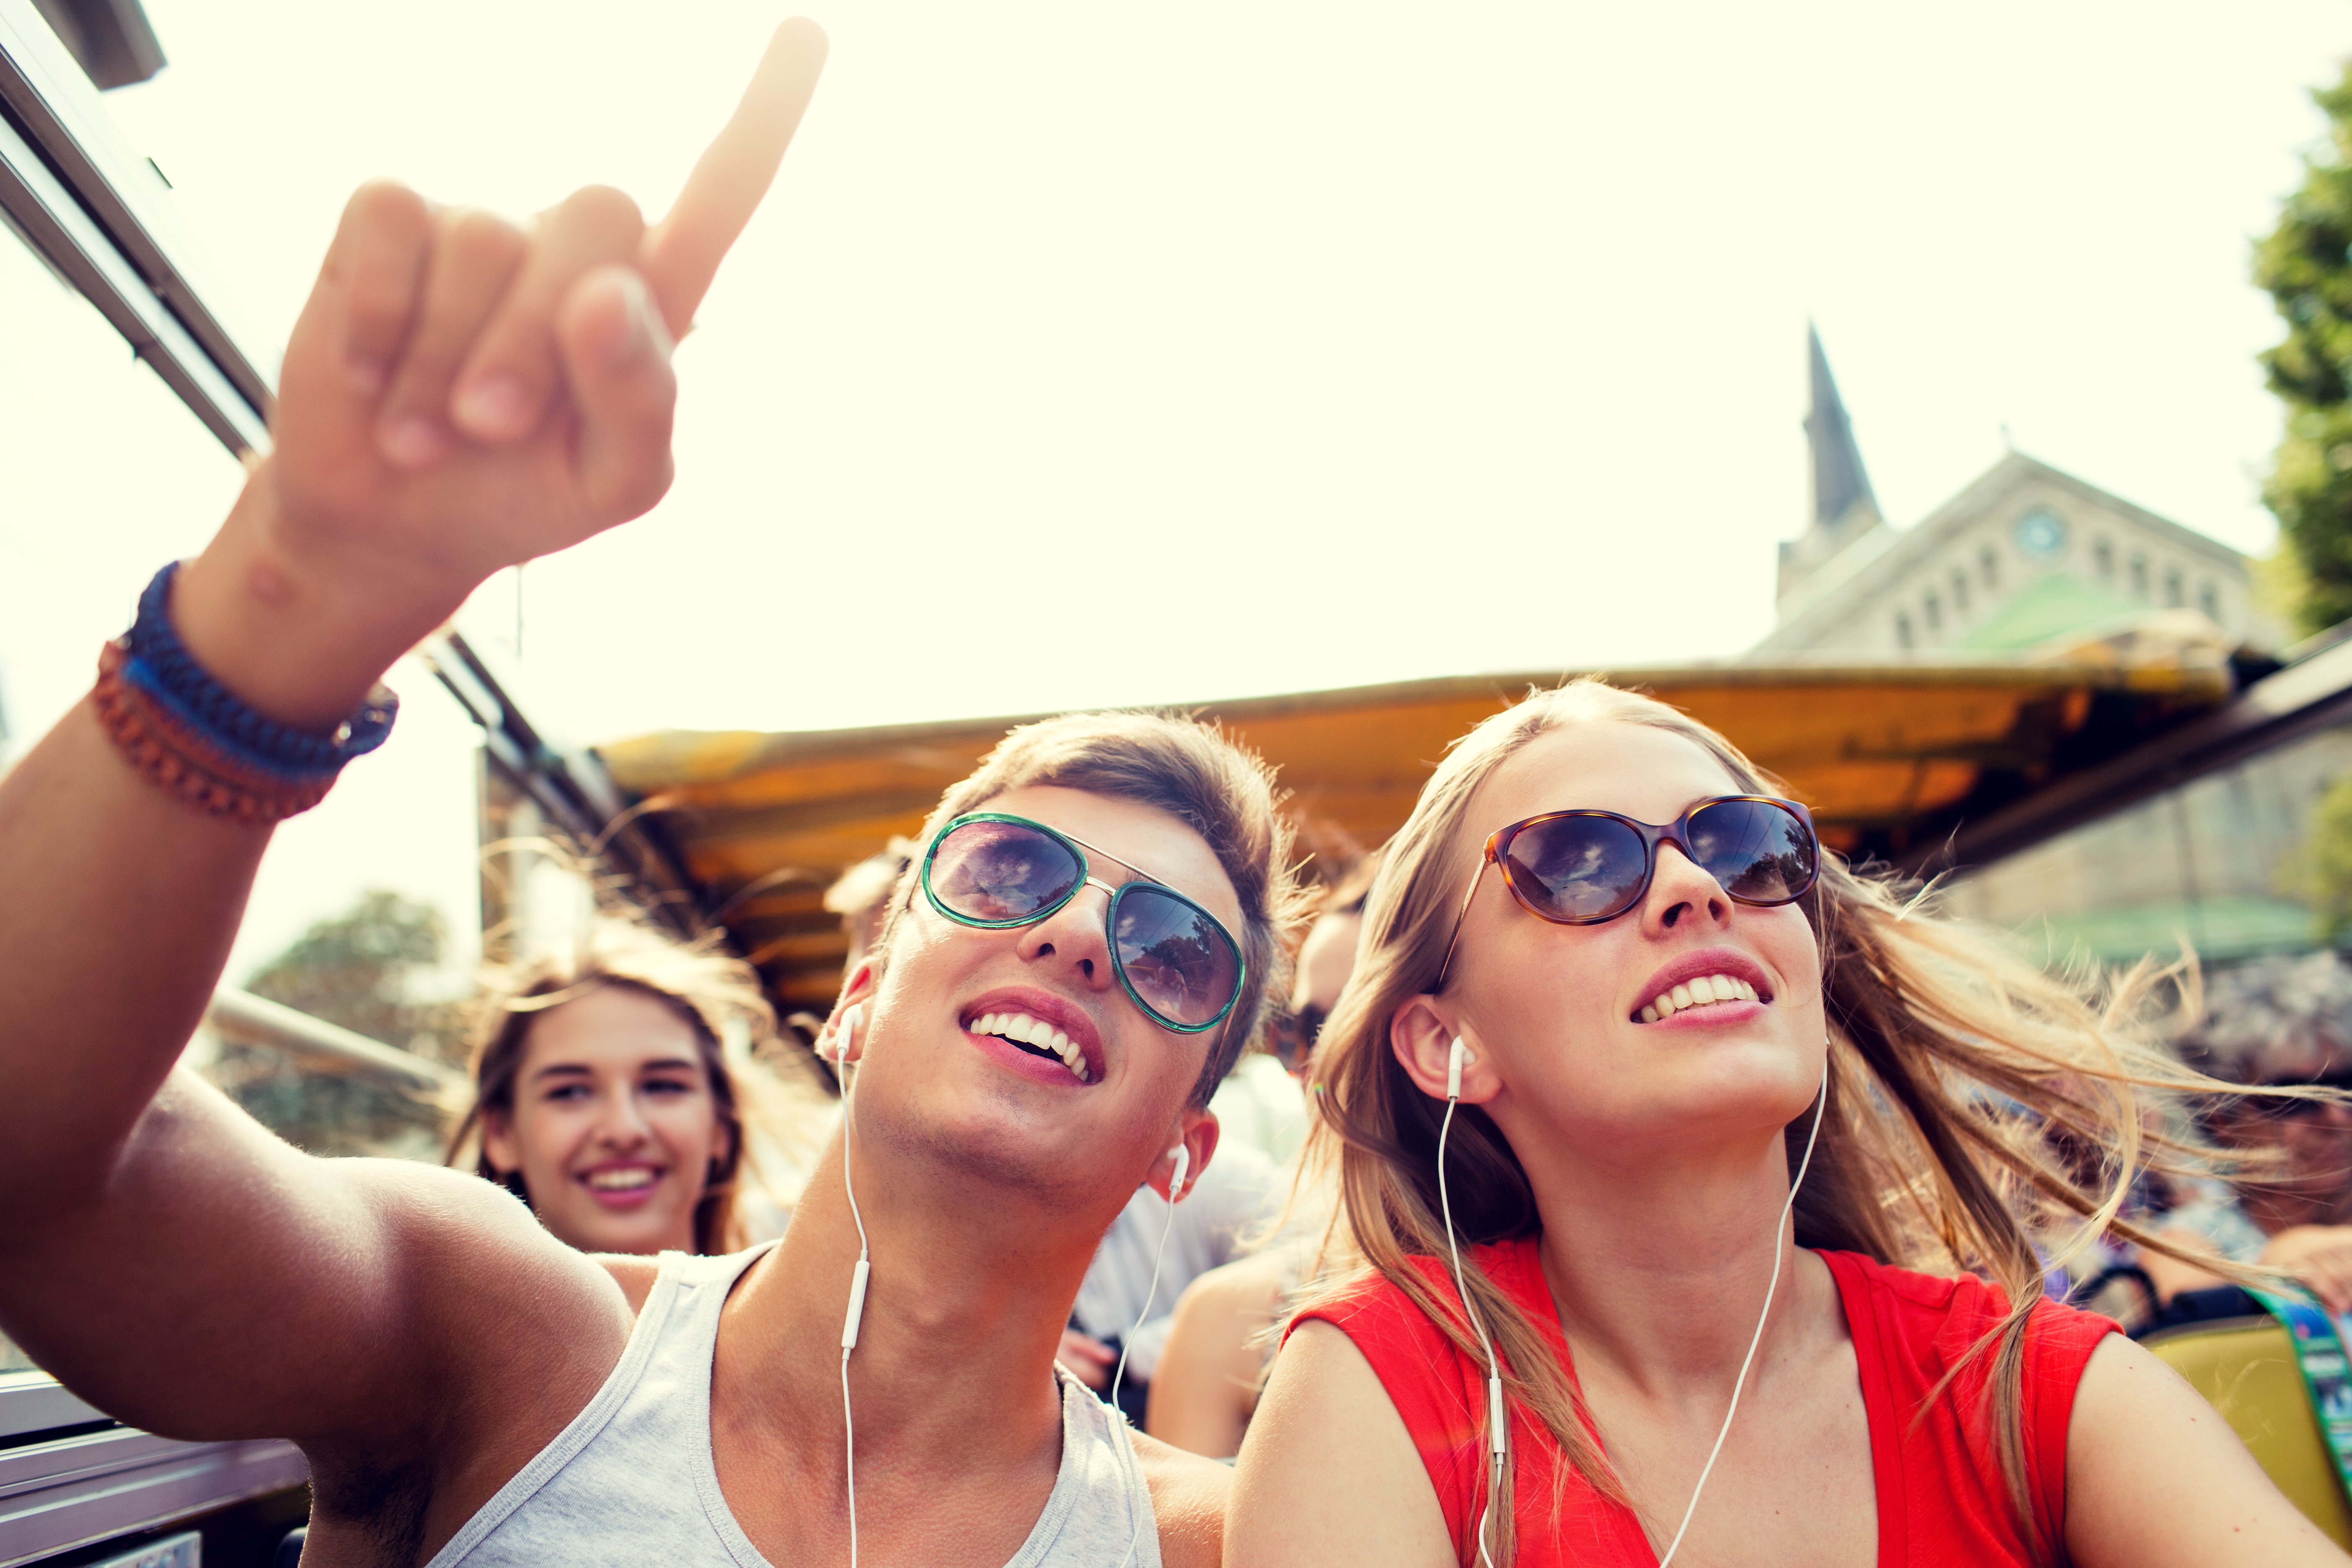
[123,561,398,781]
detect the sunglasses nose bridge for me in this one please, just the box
[1641,827,1737,916]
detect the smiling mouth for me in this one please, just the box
[1635,974,1768,1023]
[582,1167,659,1192]
[969,1010,1091,1082]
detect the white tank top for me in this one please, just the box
[423,1244,1161,1568]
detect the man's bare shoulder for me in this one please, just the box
[1132,1428,1232,1568]
[317,1160,636,1418]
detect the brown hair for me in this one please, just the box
[1298,679,2280,1564]
[447,917,789,1255]
[872,709,1313,1104]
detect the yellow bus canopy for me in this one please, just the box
[597,659,2231,1012]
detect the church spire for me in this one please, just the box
[1804,323,1876,532]
[1777,325,1887,607]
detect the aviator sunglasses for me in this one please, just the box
[921,813,1247,1035]
[1434,795,1819,989]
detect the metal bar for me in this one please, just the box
[1908,634,2352,876]
[0,1374,103,1444]
[205,987,467,1095]
[418,631,706,931]
[0,1430,303,1567]
[0,98,261,451]
[0,0,272,447]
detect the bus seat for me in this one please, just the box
[2140,1314,2352,1548]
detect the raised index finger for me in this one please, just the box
[639,17,828,336]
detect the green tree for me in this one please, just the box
[217,891,468,1159]
[2259,65,2352,636]
[2300,773,2352,944]
[246,889,465,1063]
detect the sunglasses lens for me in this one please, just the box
[1688,799,1817,904]
[929,819,1083,923]
[1113,884,1242,1030]
[1504,815,1651,921]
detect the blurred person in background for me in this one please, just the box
[824,838,916,972]
[2143,950,2352,1314]
[1147,850,1380,1457]
[447,914,829,1255]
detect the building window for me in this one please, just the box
[2163,568,2184,608]
[1923,592,1943,633]
[2093,539,2114,579]
[2130,556,2150,597]
[1951,569,1971,613]
[1980,545,1999,589]
[2200,581,2220,621]
[1895,612,1914,649]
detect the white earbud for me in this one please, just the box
[1168,1143,1190,1201]
[1447,1035,1469,1101]
[831,1004,863,1065]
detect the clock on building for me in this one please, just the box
[2013,507,2068,559]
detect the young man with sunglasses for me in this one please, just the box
[0,24,1305,1567]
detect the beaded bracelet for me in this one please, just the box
[92,561,398,823]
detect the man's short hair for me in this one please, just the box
[872,710,1309,1105]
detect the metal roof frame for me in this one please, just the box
[1908,630,2352,876]
[0,1,690,930]
[0,0,266,451]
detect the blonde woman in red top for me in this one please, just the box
[1228,680,2342,1568]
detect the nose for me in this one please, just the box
[1641,840,1732,933]
[1017,881,1119,992]
[590,1083,654,1149]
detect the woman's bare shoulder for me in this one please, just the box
[2065,1333,2346,1567]
[1225,1317,1452,1568]
[1130,1429,1231,1568]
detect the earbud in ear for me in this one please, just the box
[1447,1036,1469,1101]
[1168,1143,1190,1201]
[832,1004,865,1064]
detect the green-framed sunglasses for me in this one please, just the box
[920,812,1246,1036]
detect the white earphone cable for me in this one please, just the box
[1652,1062,1830,1568]
[1110,1144,1188,1568]
[834,1008,872,1568]
[1110,1144,1186,1403]
[1437,1069,1506,1568]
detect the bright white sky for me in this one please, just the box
[0,0,2346,980]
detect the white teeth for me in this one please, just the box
[970,1010,1089,1082]
[1638,975,1764,1021]
[587,1168,655,1191]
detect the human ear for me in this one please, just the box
[481,1108,522,1176]
[822,962,877,1064]
[1389,996,1498,1105]
[1150,1107,1221,1201]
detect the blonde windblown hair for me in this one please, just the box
[1298,679,2272,1565]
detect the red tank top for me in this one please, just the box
[1291,1239,2117,1566]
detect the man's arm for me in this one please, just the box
[0,20,824,1457]
[2065,1333,2348,1566]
